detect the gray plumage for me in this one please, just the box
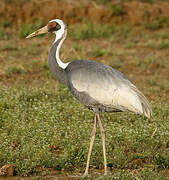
[49,41,152,118]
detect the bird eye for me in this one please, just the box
[47,22,61,32]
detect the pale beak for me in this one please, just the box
[26,25,48,39]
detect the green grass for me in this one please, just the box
[93,47,109,57]
[17,19,46,39]
[0,19,12,28]
[160,39,169,49]
[0,84,168,178]
[2,0,32,4]
[0,27,9,40]
[144,20,163,30]
[5,67,25,76]
[111,4,125,15]
[0,44,18,51]
[69,22,115,40]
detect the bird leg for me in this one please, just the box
[96,113,107,175]
[83,113,97,176]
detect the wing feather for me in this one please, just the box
[68,60,152,118]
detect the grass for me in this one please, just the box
[0,19,12,28]
[0,27,9,40]
[144,20,163,30]
[160,39,169,49]
[2,0,32,4]
[17,19,46,39]
[0,44,18,51]
[69,22,115,40]
[93,47,109,57]
[111,4,125,15]
[5,66,25,76]
[0,84,168,178]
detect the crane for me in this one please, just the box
[26,19,152,176]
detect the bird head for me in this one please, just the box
[26,19,67,39]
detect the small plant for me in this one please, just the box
[117,26,131,38]
[0,19,12,28]
[93,47,109,57]
[2,0,32,4]
[18,23,37,39]
[135,57,158,71]
[42,61,49,70]
[95,0,109,5]
[0,44,18,51]
[73,44,81,51]
[163,17,169,27]
[144,20,162,30]
[160,39,169,49]
[158,31,169,39]
[0,28,8,40]
[154,154,169,169]
[5,67,25,76]
[111,4,125,15]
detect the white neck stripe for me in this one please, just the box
[54,28,69,69]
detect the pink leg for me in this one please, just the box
[83,113,97,176]
[96,113,107,175]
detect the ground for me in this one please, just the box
[0,0,169,179]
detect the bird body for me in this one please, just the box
[26,19,152,176]
[49,39,151,118]
[66,59,151,117]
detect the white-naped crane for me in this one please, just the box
[26,19,152,176]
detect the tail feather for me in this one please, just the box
[131,85,152,118]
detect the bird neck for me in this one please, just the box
[48,30,68,86]
[54,29,69,69]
